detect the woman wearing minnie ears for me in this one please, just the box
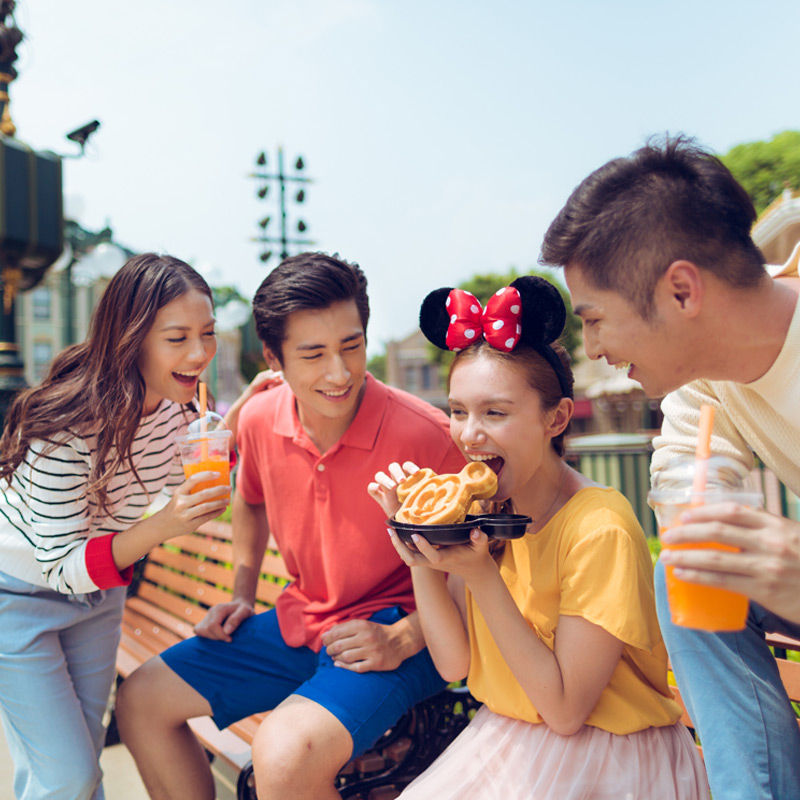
[0,254,231,800]
[368,277,707,799]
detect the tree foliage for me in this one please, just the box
[721,130,800,215]
[367,352,387,382]
[427,268,582,375]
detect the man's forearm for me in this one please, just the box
[231,490,270,604]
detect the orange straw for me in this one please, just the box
[691,404,715,499]
[198,381,208,460]
[199,382,207,425]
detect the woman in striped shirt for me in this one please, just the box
[0,253,231,800]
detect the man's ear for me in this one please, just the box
[262,343,282,372]
[663,260,703,317]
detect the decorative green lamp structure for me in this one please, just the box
[250,147,314,265]
[0,1,64,425]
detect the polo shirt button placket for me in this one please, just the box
[315,461,327,498]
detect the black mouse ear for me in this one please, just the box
[419,287,454,350]
[510,276,566,346]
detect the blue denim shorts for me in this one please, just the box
[161,605,445,758]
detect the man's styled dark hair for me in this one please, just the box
[540,134,766,319]
[252,252,370,363]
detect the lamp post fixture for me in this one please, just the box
[250,147,314,265]
[0,2,65,426]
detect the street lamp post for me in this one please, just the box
[250,147,314,265]
[0,3,64,425]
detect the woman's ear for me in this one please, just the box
[547,397,573,438]
[261,343,282,372]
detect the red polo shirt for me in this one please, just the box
[236,374,464,651]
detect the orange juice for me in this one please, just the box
[660,522,749,631]
[183,456,230,494]
[650,452,762,632]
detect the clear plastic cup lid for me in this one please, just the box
[648,454,758,504]
[176,411,231,443]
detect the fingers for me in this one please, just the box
[195,603,254,641]
[372,462,421,490]
[252,370,283,393]
[387,528,420,566]
[195,608,233,641]
[181,471,228,490]
[410,533,443,562]
[388,462,408,484]
[372,471,397,492]
[222,605,253,635]
[678,502,767,529]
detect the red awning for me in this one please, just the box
[572,397,593,419]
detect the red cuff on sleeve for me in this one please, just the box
[229,448,238,469]
[85,533,134,589]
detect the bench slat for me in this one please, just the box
[122,608,192,650]
[117,633,164,675]
[142,563,233,607]
[228,713,268,746]
[776,658,800,702]
[136,581,210,625]
[124,596,197,640]
[196,519,283,554]
[766,632,800,653]
[187,716,254,772]
[122,607,186,650]
[150,548,236,589]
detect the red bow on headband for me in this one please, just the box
[445,287,522,352]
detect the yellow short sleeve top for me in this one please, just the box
[466,487,682,735]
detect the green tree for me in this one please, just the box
[367,352,387,382]
[428,268,581,375]
[721,130,800,215]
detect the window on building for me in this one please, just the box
[404,365,418,392]
[32,341,53,382]
[421,363,436,390]
[32,287,52,320]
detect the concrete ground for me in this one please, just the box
[1,726,239,799]
[0,728,149,799]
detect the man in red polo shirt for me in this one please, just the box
[117,253,465,800]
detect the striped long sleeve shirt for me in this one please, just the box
[0,400,189,594]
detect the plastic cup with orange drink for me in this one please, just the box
[649,406,762,632]
[176,410,232,495]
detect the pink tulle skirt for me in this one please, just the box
[398,706,709,800]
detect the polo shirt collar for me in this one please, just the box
[272,373,388,452]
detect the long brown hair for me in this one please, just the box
[0,253,213,513]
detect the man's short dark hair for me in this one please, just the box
[540,134,766,319]
[252,252,370,363]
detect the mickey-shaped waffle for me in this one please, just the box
[395,462,498,525]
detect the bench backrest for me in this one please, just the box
[118,520,291,676]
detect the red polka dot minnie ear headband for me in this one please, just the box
[419,276,572,398]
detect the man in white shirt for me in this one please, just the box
[541,135,800,800]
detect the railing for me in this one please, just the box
[566,433,800,538]
[755,188,800,230]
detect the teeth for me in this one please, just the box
[468,454,495,462]
[175,370,201,377]
[322,388,349,397]
[615,362,631,371]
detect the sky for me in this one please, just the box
[9,0,800,354]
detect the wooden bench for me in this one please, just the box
[669,632,800,761]
[113,519,480,800]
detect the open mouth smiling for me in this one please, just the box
[467,453,505,474]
